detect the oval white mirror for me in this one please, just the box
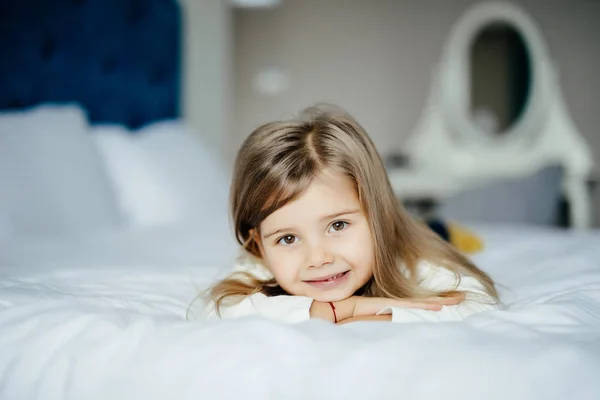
[439,2,553,149]
[470,22,531,138]
[400,1,594,229]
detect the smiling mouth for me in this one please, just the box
[305,270,350,283]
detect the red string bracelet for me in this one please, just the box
[329,302,337,323]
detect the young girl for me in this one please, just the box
[205,105,499,324]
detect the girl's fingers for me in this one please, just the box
[421,294,465,305]
[358,295,465,316]
[391,294,465,311]
[419,302,443,311]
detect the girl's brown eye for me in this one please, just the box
[283,235,295,244]
[278,235,297,245]
[331,221,347,232]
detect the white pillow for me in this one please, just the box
[0,189,11,239]
[0,105,124,236]
[0,213,12,240]
[92,124,183,225]
[92,120,231,231]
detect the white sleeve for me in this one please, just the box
[377,261,499,323]
[205,293,314,324]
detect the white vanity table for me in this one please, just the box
[388,169,458,201]
[387,1,594,229]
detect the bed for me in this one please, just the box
[1,1,600,400]
[1,225,600,399]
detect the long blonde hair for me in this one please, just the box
[210,105,498,312]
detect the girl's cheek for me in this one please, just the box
[267,252,300,275]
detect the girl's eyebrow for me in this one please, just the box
[263,228,291,239]
[262,209,361,239]
[320,209,361,222]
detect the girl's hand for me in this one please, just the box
[310,293,464,323]
[348,293,464,318]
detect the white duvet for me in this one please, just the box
[1,225,599,400]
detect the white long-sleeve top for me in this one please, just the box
[205,259,499,323]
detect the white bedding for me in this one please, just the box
[1,225,599,400]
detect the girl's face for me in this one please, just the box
[258,169,375,302]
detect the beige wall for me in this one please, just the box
[232,0,600,224]
[180,0,232,155]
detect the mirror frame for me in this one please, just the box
[400,1,594,229]
[440,1,551,148]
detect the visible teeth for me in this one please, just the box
[326,272,344,281]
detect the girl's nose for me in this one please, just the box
[307,241,334,268]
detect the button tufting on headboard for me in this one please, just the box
[126,4,145,25]
[149,67,167,85]
[7,99,26,109]
[101,56,118,75]
[40,37,56,61]
[127,114,142,129]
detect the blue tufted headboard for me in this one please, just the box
[0,0,180,129]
